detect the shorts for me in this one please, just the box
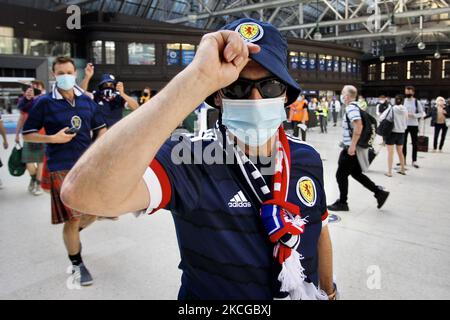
[21,142,44,163]
[385,132,405,146]
[50,170,83,224]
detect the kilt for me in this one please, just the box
[50,170,83,224]
[41,156,51,192]
[21,142,44,163]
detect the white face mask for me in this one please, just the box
[222,97,287,147]
[340,94,346,105]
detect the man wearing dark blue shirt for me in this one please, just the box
[23,56,107,286]
[81,65,139,128]
[62,19,336,300]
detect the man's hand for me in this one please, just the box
[116,82,125,95]
[24,87,34,100]
[51,128,76,144]
[15,134,20,144]
[348,144,356,156]
[84,63,94,79]
[189,30,260,94]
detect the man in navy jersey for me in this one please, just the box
[23,56,107,286]
[62,19,336,300]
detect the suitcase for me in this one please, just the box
[417,135,429,152]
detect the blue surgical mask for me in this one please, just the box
[56,74,76,91]
[222,97,287,147]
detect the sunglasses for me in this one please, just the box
[222,77,287,100]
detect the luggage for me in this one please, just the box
[417,135,429,152]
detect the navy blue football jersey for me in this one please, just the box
[142,130,328,300]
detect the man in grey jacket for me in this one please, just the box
[402,86,424,168]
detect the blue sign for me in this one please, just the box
[182,50,195,66]
[167,49,180,65]
[300,57,308,70]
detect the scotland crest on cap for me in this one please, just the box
[235,22,264,43]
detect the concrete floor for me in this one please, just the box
[1,119,450,300]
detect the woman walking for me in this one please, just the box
[380,95,408,177]
[426,96,449,152]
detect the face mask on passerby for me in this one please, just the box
[221,97,287,147]
[56,74,76,91]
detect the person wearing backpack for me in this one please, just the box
[328,85,389,212]
[380,95,408,177]
[402,86,424,168]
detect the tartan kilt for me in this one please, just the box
[41,156,51,191]
[50,170,83,224]
[21,142,44,163]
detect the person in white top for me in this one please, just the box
[380,95,408,177]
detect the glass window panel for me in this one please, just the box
[309,53,317,70]
[333,56,339,72]
[326,55,333,72]
[105,41,115,64]
[319,54,326,71]
[341,57,347,73]
[443,60,450,79]
[300,52,308,70]
[181,43,196,66]
[91,40,102,64]
[289,51,298,69]
[128,43,155,65]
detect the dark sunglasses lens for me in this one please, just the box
[260,79,286,98]
[223,80,252,99]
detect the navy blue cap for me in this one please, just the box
[98,74,117,88]
[206,18,301,107]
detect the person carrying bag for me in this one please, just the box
[8,143,26,177]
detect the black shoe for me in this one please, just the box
[375,190,390,209]
[327,199,349,211]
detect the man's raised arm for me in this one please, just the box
[61,30,260,216]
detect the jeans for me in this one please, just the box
[292,121,306,141]
[332,111,338,125]
[336,149,379,204]
[319,115,327,133]
[434,124,448,150]
[403,125,419,162]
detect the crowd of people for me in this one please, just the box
[0,17,449,300]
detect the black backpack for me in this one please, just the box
[345,102,377,148]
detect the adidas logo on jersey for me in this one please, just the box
[228,191,252,208]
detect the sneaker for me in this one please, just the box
[28,179,35,193]
[375,189,390,209]
[73,263,93,286]
[32,185,43,196]
[412,163,419,168]
[327,199,349,211]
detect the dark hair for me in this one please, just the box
[52,56,76,72]
[32,80,45,90]
[395,94,404,105]
[405,86,415,92]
